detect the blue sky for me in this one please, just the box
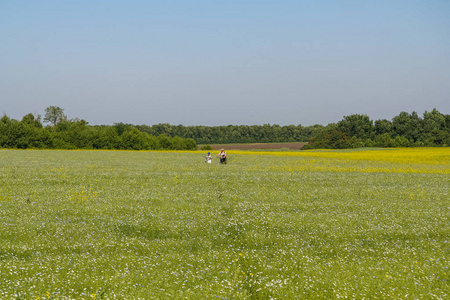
[1,0,449,126]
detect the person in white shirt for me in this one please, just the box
[205,152,212,163]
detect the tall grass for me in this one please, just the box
[0,149,448,299]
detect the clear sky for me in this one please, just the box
[1,0,449,126]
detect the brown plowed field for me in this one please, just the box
[199,142,308,151]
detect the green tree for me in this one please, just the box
[93,126,120,149]
[374,119,392,136]
[391,111,422,143]
[337,114,373,140]
[170,136,186,150]
[184,138,197,150]
[43,106,66,127]
[374,133,394,147]
[303,127,357,150]
[114,122,133,136]
[422,109,448,145]
[153,123,173,136]
[21,113,43,128]
[120,128,151,150]
[157,134,172,149]
[51,119,93,149]
[393,135,410,147]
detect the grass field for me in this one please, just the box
[0,148,449,299]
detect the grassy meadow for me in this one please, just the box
[0,148,449,299]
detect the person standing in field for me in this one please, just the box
[217,148,227,164]
[205,152,212,163]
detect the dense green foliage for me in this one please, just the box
[304,109,450,149]
[134,109,449,148]
[136,123,324,144]
[0,114,196,150]
[2,107,449,149]
[0,149,448,299]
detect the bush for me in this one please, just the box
[201,145,213,151]
[347,136,364,148]
[364,139,375,147]
[393,135,410,147]
[184,138,198,150]
[374,133,394,147]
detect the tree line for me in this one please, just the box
[134,109,450,149]
[135,123,325,145]
[1,107,448,150]
[303,109,450,149]
[0,107,197,150]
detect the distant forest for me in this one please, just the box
[1,107,449,150]
[138,108,450,149]
[0,107,197,150]
[303,108,450,149]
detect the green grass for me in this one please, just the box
[0,149,448,299]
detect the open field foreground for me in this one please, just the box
[0,148,449,299]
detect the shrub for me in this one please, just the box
[364,139,375,147]
[374,133,394,147]
[393,135,410,147]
